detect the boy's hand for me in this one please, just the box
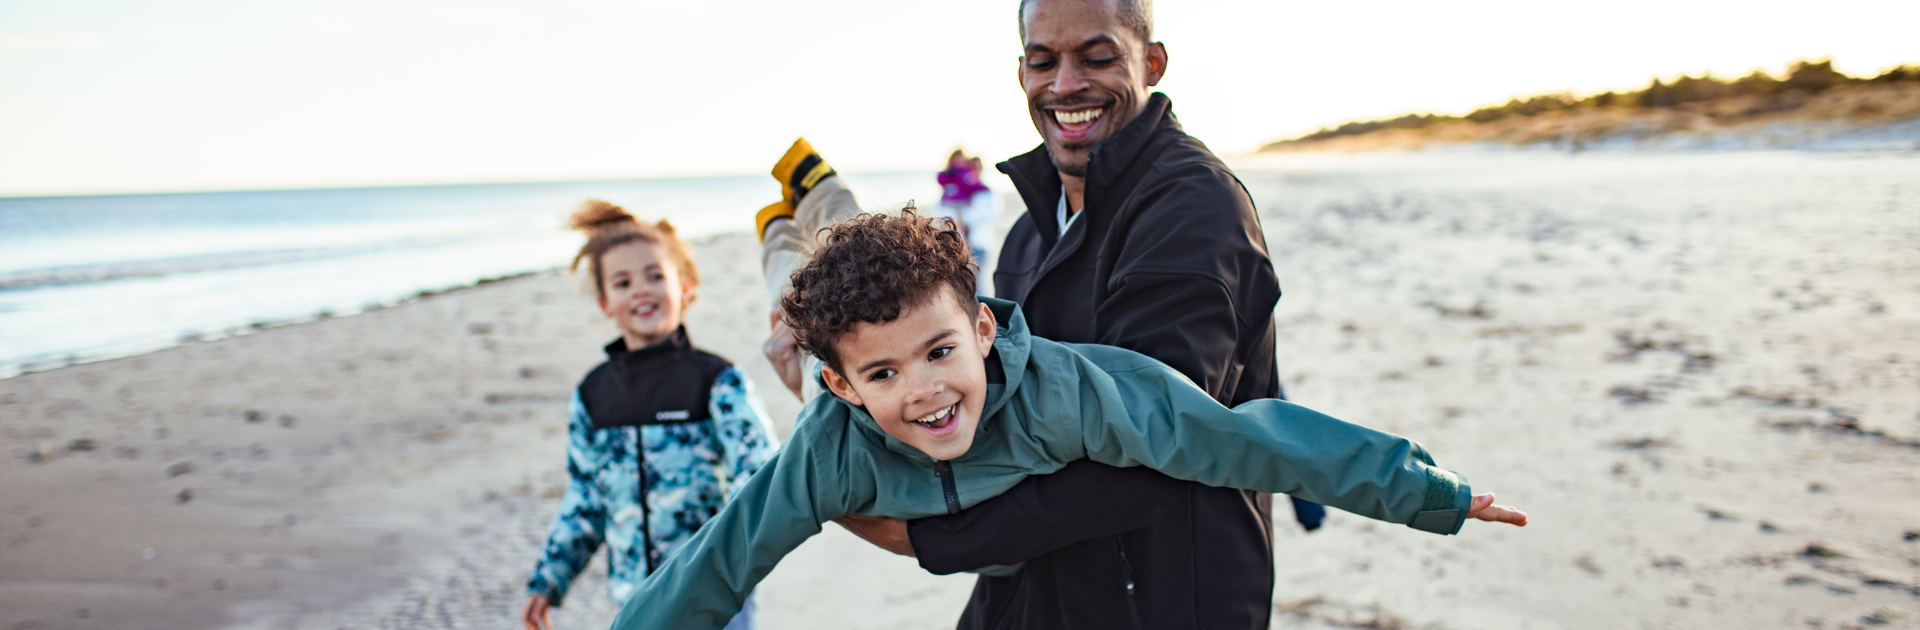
[1468,493,1528,527]
[834,513,914,557]
[521,594,552,630]
[763,313,806,401]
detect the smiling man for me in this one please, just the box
[752,1,1303,627]
[891,1,1300,628]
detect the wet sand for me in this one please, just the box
[4,151,1919,630]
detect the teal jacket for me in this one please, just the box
[610,298,1472,630]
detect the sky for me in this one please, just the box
[1,0,1916,196]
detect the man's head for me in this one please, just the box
[1018,0,1166,178]
[781,211,995,461]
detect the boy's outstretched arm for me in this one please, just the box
[1075,350,1517,535]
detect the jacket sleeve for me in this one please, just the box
[608,414,860,630]
[909,459,1189,574]
[526,393,609,604]
[1084,357,1474,535]
[708,367,780,500]
[1094,163,1279,404]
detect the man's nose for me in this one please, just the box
[1051,61,1088,95]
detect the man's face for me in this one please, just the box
[819,290,997,461]
[1019,0,1167,177]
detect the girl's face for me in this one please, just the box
[596,240,692,349]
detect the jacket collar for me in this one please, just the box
[997,91,1177,252]
[604,326,694,375]
[815,296,1034,463]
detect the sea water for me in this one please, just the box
[0,172,947,376]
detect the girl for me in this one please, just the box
[522,200,778,630]
[934,149,998,271]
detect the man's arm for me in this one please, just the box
[1093,164,1278,401]
[908,459,1188,573]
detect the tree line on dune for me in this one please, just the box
[1274,60,1920,146]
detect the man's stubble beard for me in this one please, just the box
[1048,141,1093,178]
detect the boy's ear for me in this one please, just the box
[820,365,864,406]
[974,302,997,357]
[595,292,613,318]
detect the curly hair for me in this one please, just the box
[781,209,979,371]
[567,199,699,303]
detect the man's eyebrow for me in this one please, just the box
[1024,33,1118,55]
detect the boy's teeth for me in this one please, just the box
[914,404,955,425]
[1053,109,1102,124]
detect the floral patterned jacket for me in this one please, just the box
[527,329,779,606]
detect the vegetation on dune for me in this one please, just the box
[1264,60,1920,151]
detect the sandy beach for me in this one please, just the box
[4,150,1919,630]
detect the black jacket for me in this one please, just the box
[906,93,1285,629]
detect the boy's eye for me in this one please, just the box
[928,347,952,361]
[869,369,896,383]
[649,273,665,282]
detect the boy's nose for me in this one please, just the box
[905,376,944,407]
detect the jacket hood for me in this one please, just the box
[811,296,1033,463]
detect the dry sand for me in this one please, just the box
[4,151,1919,630]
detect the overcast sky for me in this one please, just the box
[2,0,1915,195]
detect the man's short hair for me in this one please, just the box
[781,210,979,372]
[1018,0,1153,45]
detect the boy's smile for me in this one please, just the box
[820,290,996,461]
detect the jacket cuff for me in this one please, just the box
[527,575,568,606]
[1406,468,1472,535]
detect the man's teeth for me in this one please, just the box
[1053,109,1102,125]
[913,404,955,425]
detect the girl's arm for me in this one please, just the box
[1074,348,1475,535]
[526,393,612,604]
[708,366,781,498]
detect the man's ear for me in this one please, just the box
[820,365,864,406]
[1144,42,1167,87]
[1016,55,1028,89]
[974,302,998,357]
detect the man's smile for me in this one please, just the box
[1046,106,1106,143]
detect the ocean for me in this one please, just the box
[0,172,948,376]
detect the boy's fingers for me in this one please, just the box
[1476,505,1529,526]
[1470,493,1495,513]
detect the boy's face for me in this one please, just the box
[597,240,692,350]
[820,290,997,461]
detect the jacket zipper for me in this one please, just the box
[933,460,962,515]
[1114,538,1142,628]
[636,428,657,574]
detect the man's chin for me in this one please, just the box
[1046,143,1092,177]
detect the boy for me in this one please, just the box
[610,212,1526,630]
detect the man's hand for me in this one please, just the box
[521,594,552,630]
[763,312,805,401]
[1468,493,1528,527]
[833,513,914,556]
